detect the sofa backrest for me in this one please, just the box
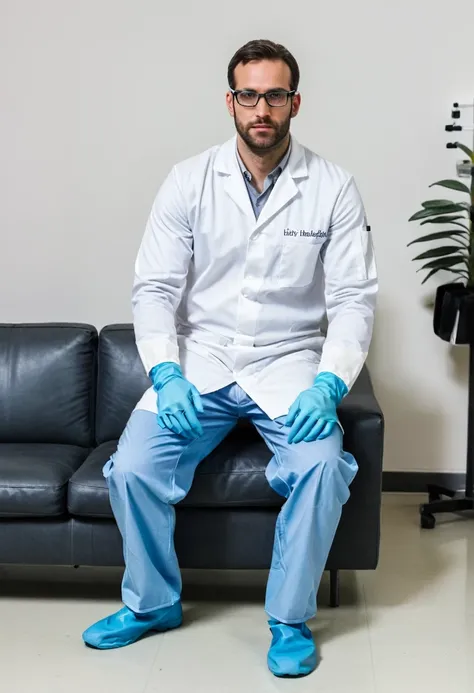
[95,324,150,444]
[0,323,97,446]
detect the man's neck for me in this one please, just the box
[237,135,290,193]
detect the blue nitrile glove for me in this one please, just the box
[149,362,204,439]
[285,371,347,444]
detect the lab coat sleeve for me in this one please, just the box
[317,175,377,390]
[132,166,193,375]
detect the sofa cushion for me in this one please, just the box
[67,441,116,518]
[0,324,97,446]
[68,420,283,518]
[0,444,89,517]
[95,325,150,445]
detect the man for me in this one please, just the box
[82,39,377,678]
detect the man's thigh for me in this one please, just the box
[252,413,344,464]
[251,413,356,497]
[104,387,239,502]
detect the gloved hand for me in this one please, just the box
[149,362,204,439]
[285,371,347,444]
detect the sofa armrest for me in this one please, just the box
[338,364,383,420]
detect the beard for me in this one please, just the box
[234,111,291,153]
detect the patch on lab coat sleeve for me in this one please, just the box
[358,223,377,281]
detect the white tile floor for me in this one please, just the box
[1,493,474,692]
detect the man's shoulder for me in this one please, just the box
[173,138,231,177]
[298,140,354,185]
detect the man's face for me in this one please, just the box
[226,59,301,153]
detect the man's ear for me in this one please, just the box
[226,91,235,118]
[291,93,301,118]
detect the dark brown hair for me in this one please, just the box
[227,39,300,92]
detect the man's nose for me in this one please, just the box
[254,96,272,118]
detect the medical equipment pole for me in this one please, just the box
[419,100,474,528]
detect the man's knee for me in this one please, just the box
[287,428,342,472]
[277,444,357,499]
[267,448,333,497]
[104,445,150,477]
[288,450,340,481]
[103,411,160,478]
[104,444,177,505]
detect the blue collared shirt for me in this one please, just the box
[236,140,292,219]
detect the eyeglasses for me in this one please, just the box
[230,89,297,108]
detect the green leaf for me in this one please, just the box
[411,245,461,261]
[417,255,468,271]
[409,204,468,221]
[429,179,471,194]
[455,142,474,162]
[421,199,456,208]
[420,215,469,230]
[407,231,467,246]
[421,267,468,284]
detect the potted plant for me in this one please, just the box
[408,142,474,344]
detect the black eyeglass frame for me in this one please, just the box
[229,88,298,108]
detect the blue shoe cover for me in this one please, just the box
[82,601,182,649]
[267,619,317,677]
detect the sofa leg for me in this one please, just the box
[329,569,340,608]
[73,565,79,569]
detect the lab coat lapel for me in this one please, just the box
[213,135,309,227]
[214,137,255,221]
[254,138,308,231]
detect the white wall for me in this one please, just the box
[2,0,473,473]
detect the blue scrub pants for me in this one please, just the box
[103,383,358,624]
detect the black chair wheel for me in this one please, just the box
[420,512,436,529]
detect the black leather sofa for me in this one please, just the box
[0,323,384,605]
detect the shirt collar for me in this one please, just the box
[236,138,292,184]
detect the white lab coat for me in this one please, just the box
[132,135,377,420]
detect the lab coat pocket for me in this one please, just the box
[276,238,323,288]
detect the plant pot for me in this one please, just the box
[433,282,474,344]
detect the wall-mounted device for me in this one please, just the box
[446,100,474,177]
